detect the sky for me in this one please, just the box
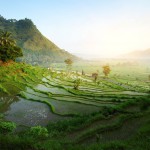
[1,0,150,59]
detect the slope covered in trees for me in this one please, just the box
[0,15,78,66]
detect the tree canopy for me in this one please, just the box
[64,58,73,65]
[0,30,23,62]
[102,65,111,77]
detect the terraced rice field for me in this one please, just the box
[0,63,150,149]
[12,69,148,118]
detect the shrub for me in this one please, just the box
[102,142,126,150]
[0,134,35,150]
[0,122,16,134]
[0,84,8,93]
[101,106,117,117]
[140,98,150,111]
[73,78,81,90]
[29,126,49,139]
[0,113,4,119]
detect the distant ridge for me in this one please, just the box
[0,15,78,66]
[119,49,150,59]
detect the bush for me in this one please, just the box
[73,78,81,90]
[101,106,117,117]
[140,98,150,111]
[0,134,35,150]
[29,126,49,139]
[102,142,126,150]
[0,121,16,134]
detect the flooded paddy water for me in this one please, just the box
[0,96,64,127]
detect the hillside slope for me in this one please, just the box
[0,15,78,66]
[120,49,150,59]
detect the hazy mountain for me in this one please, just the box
[0,15,78,66]
[120,49,150,59]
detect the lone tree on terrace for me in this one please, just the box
[102,65,111,77]
[0,30,23,62]
[92,73,98,82]
[64,58,73,72]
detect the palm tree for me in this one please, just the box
[0,31,16,47]
[0,30,23,62]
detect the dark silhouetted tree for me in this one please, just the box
[92,73,98,82]
[0,31,23,62]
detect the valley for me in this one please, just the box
[0,61,149,150]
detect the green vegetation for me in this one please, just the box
[64,58,73,66]
[0,15,78,66]
[64,58,73,72]
[103,65,111,77]
[28,126,49,139]
[0,121,16,134]
[92,72,98,82]
[73,78,81,90]
[0,30,23,62]
[0,61,150,150]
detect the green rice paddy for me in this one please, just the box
[0,62,150,150]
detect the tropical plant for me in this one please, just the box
[0,121,16,134]
[0,31,16,46]
[0,30,23,62]
[73,78,81,90]
[28,126,49,139]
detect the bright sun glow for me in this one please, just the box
[1,0,150,59]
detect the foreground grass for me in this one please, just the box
[0,109,149,150]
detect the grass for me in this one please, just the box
[0,61,150,149]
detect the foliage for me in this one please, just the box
[28,126,49,139]
[0,134,35,150]
[0,15,77,65]
[0,30,16,46]
[92,72,98,82]
[73,78,81,90]
[64,58,73,72]
[102,65,111,77]
[101,106,117,117]
[0,61,150,149]
[0,121,16,134]
[140,98,150,111]
[0,30,23,62]
[64,58,73,65]
[0,84,8,94]
[89,142,127,150]
[0,62,46,95]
